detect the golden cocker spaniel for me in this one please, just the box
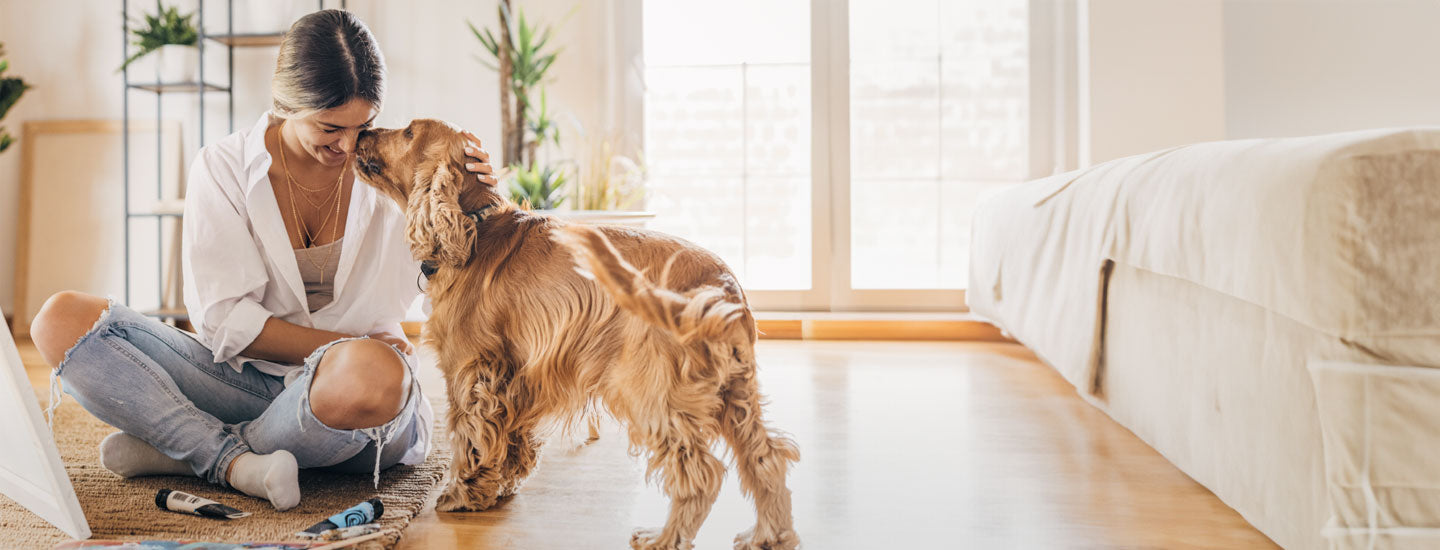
[353,119,801,550]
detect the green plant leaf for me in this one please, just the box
[468,20,499,58]
[505,162,571,210]
[473,55,499,72]
[0,77,30,120]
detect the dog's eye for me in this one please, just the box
[404,128,414,139]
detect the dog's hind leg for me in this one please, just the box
[628,419,726,550]
[720,365,801,550]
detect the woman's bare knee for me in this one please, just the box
[308,339,409,430]
[30,291,110,368]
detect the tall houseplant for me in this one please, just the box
[118,5,199,81]
[0,43,31,153]
[468,0,562,171]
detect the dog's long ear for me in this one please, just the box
[406,160,475,266]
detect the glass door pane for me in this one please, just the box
[848,0,1028,290]
[643,0,813,291]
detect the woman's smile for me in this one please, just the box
[319,143,348,163]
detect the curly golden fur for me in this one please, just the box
[354,120,801,550]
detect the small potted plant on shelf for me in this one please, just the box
[0,42,32,154]
[118,5,199,82]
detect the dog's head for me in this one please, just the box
[354,119,503,267]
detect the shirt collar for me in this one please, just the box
[242,111,279,193]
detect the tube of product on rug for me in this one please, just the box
[155,488,252,520]
[313,523,383,542]
[296,498,384,539]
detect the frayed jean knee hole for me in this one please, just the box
[295,335,419,487]
[48,297,119,429]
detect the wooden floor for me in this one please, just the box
[16,337,1277,549]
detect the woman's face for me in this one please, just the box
[289,98,379,168]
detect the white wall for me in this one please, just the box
[1060,0,1440,163]
[0,0,619,314]
[1224,0,1440,139]
[1078,0,1227,165]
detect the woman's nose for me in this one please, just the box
[336,130,362,154]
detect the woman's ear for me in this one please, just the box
[406,161,475,266]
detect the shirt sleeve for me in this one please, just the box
[181,146,275,365]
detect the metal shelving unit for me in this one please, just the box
[120,0,342,321]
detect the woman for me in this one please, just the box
[27,10,495,511]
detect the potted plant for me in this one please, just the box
[0,42,31,154]
[470,3,651,227]
[472,2,586,215]
[507,162,568,210]
[118,5,199,82]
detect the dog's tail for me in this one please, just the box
[551,225,750,346]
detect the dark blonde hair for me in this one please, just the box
[271,9,385,119]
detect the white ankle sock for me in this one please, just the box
[98,432,193,478]
[227,451,301,511]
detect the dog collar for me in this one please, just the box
[418,204,501,283]
[462,204,501,225]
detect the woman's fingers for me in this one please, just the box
[462,131,490,160]
[464,145,491,164]
[465,159,498,187]
[464,158,494,174]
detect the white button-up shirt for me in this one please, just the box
[181,111,431,464]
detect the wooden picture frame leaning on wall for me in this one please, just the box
[12,119,183,337]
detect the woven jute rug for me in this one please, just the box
[0,393,451,550]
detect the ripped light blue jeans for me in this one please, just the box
[51,299,423,488]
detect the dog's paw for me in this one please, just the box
[496,476,526,498]
[435,481,498,512]
[629,528,693,550]
[733,526,800,550]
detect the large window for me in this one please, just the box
[642,0,1029,310]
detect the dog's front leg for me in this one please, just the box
[492,418,543,497]
[436,361,512,512]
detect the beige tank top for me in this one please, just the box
[294,237,343,312]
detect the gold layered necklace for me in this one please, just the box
[277,121,346,284]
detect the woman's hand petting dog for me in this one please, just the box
[460,130,497,187]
